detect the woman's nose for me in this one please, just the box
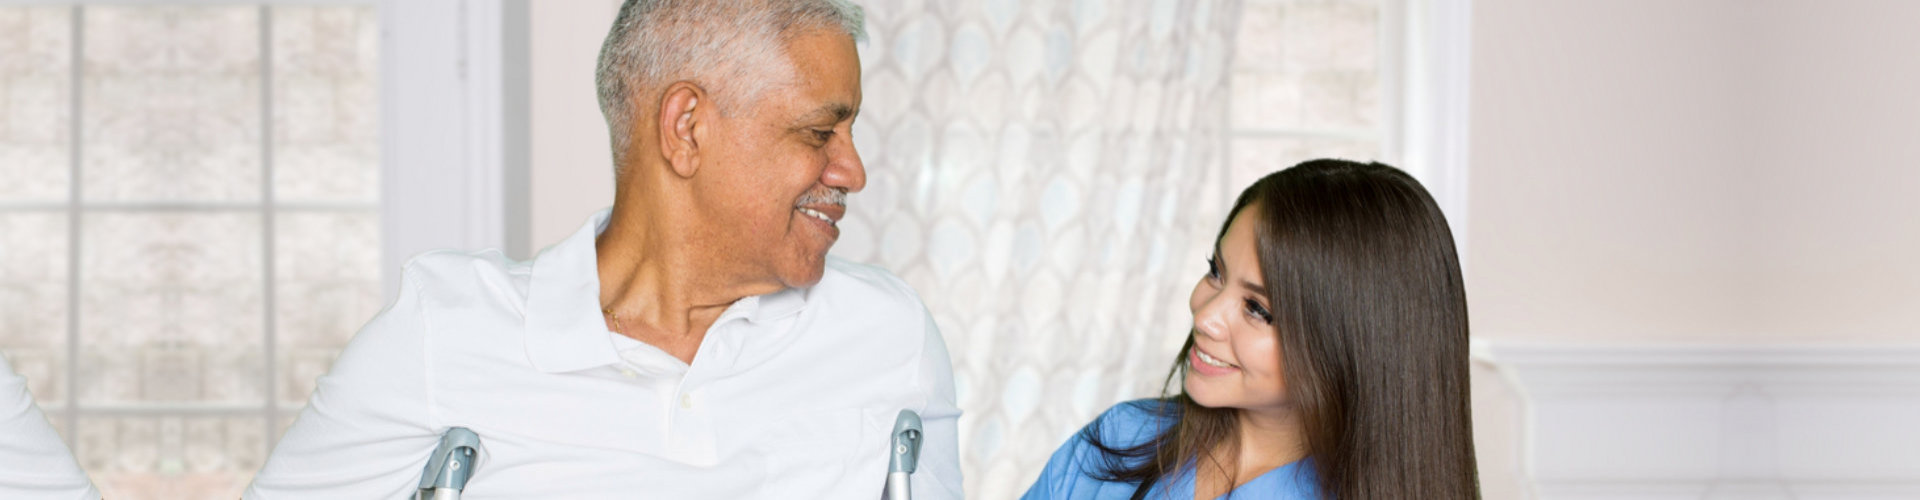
[1193,295,1230,341]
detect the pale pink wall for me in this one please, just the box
[1468,0,1752,342]
[1741,0,1920,342]
[1466,0,1920,344]
[527,0,621,253]
[1468,2,1920,497]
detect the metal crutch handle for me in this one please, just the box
[416,427,482,500]
[884,410,923,500]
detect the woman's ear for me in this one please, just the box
[657,82,705,178]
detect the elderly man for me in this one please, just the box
[0,355,98,499]
[246,0,961,498]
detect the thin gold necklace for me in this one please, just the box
[602,307,623,333]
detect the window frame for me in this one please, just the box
[1229,0,1472,262]
[1395,0,1473,263]
[379,0,519,293]
[3,0,515,461]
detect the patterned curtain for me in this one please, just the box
[833,0,1244,496]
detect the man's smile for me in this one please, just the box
[795,205,843,227]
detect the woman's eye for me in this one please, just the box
[1244,298,1273,324]
[1205,257,1221,282]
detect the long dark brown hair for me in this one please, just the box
[1085,159,1479,499]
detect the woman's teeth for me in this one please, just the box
[797,207,834,226]
[1196,349,1234,368]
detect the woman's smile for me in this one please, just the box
[1189,344,1241,376]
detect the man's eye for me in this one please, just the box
[811,129,835,143]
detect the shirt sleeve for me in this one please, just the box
[0,355,98,500]
[246,265,442,499]
[1021,402,1162,500]
[909,310,965,500]
[1021,425,1089,500]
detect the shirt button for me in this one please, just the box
[619,368,637,379]
[679,393,694,409]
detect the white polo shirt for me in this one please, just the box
[246,209,963,499]
[0,355,98,500]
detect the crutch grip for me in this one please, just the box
[884,410,923,499]
[417,427,481,500]
[888,410,923,474]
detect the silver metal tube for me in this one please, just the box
[885,471,911,500]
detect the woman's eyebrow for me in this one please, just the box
[1216,250,1266,294]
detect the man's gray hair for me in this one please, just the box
[596,0,866,170]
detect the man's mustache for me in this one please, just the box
[795,188,847,207]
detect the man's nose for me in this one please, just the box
[823,137,866,193]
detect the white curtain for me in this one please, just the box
[833,0,1244,496]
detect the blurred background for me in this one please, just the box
[0,0,1916,499]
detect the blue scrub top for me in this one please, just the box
[1021,399,1320,500]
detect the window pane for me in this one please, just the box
[273,210,380,406]
[0,212,68,405]
[0,7,72,202]
[77,415,263,500]
[1229,135,1378,188]
[1231,0,1379,131]
[81,7,261,203]
[271,6,379,204]
[78,213,264,405]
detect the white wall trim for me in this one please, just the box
[1402,0,1473,265]
[1476,342,1920,499]
[380,0,512,296]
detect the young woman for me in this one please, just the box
[1023,160,1479,499]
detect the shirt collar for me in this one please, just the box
[523,208,811,373]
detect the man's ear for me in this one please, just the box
[657,82,706,178]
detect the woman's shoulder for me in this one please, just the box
[1098,398,1178,425]
[1024,399,1180,499]
[1084,398,1180,449]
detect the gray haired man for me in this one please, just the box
[246,1,962,498]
